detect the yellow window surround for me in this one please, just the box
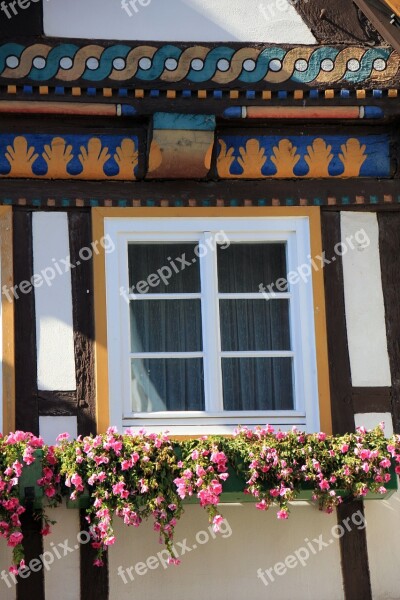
[92,206,332,436]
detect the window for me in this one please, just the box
[103,216,321,434]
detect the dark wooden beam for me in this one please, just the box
[294,0,381,43]
[322,211,355,435]
[378,212,400,434]
[0,178,399,207]
[68,211,97,438]
[79,511,109,600]
[352,387,392,413]
[13,208,45,600]
[321,211,372,600]
[68,212,109,599]
[38,391,78,416]
[353,0,400,52]
[17,507,44,600]
[14,209,38,434]
[0,1,43,38]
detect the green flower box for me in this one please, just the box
[181,460,398,504]
[18,452,398,508]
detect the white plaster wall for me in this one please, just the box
[366,487,400,599]
[32,213,76,391]
[43,506,81,600]
[341,212,391,387]
[43,0,316,43]
[354,413,393,437]
[109,503,343,600]
[360,413,400,599]
[39,416,78,446]
[0,547,16,600]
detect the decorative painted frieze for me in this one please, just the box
[216,134,390,178]
[0,134,141,180]
[0,43,398,88]
[0,131,391,181]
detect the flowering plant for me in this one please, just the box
[221,423,399,519]
[55,428,184,566]
[0,431,49,572]
[0,424,399,573]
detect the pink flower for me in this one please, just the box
[104,536,116,546]
[45,486,56,498]
[212,515,224,532]
[317,432,327,442]
[112,482,126,496]
[8,532,23,547]
[139,479,149,494]
[56,432,70,442]
[22,448,35,465]
[277,510,289,520]
[12,461,23,478]
[359,449,371,461]
[41,526,51,536]
[340,444,349,454]
[71,473,84,491]
[379,458,391,469]
[256,499,268,511]
[387,444,396,457]
[121,459,132,471]
[93,559,104,567]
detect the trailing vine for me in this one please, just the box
[0,424,399,574]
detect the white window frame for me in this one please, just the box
[105,216,320,434]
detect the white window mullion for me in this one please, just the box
[120,239,133,421]
[200,232,223,412]
[286,232,305,416]
[295,220,320,432]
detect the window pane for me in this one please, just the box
[130,300,202,353]
[222,358,293,410]
[217,243,287,293]
[128,243,200,294]
[131,358,205,412]
[220,299,291,351]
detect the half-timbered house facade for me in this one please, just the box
[0,1,400,598]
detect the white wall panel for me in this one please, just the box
[362,414,400,599]
[43,507,81,600]
[0,547,17,600]
[39,416,78,446]
[32,213,76,391]
[354,412,393,437]
[109,503,343,600]
[43,0,316,43]
[341,212,391,387]
[366,486,400,600]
